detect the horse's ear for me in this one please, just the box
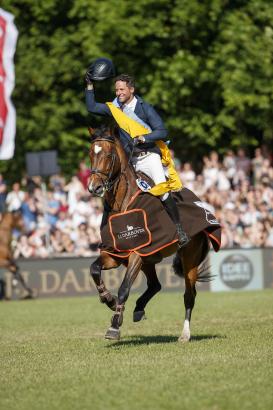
[88,127,95,136]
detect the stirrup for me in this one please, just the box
[176,224,190,248]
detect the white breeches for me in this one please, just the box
[132,153,169,200]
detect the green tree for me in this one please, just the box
[1,0,272,181]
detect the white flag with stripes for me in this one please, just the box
[0,8,18,160]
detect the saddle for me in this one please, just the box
[100,185,221,258]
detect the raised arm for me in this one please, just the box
[85,83,112,116]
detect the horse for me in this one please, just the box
[0,210,33,299]
[88,127,218,342]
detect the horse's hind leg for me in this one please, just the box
[90,252,120,311]
[133,264,161,322]
[180,265,197,342]
[177,235,204,342]
[10,263,33,298]
[105,253,142,340]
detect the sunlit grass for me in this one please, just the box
[1,290,273,410]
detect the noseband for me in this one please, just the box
[89,136,121,196]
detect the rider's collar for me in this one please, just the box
[123,96,137,111]
[113,95,141,110]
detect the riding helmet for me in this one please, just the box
[86,58,116,81]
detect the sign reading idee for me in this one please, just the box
[210,249,263,292]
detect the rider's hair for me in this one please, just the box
[114,74,135,88]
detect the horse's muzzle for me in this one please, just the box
[88,182,105,197]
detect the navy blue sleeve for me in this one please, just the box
[85,89,112,116]
[142,103,168,143]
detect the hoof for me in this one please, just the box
[21,290,35,300]
[178,336,190,343]
[133,310,146,322]
[178,331,191,343]
[105,327,120,340]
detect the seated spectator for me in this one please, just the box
[28,228,49,258]
[13,234,34,258]
[21,192,38,233]
[0,174,7,213]
[45,191,60,227]
[6,182,25,212]
[64,176,85,214]
[223,150,236,183]
[74,223,93,257]
[235,148,252,179]
[179,162,196,191]
[252,148,264,185]
[77,160,91,191]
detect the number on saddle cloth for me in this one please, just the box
[136,178,151,192]
[135,172,153,193]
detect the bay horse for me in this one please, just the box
[0,211,33,299]
[88,127,212,342]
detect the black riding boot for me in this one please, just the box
[162,194,190,248]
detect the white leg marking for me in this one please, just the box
[179,319,191,342]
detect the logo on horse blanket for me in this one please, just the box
[101,188,221,257]
[109,209,151,252]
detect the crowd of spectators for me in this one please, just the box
[1,161,102,258]
[177,146,273,248]
[1,147,273,259]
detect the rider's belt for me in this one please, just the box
[133,151,149,158]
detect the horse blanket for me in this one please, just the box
[100,188,221,258]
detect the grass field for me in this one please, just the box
[1,290,273,410]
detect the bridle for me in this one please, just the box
[89,136,131,197]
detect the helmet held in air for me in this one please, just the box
[86,58,116,81]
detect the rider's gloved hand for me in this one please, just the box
[85,71,93,86]
[134,136,146,145]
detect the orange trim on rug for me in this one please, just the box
[205,230,221,251]
[134,238,178,257]
[109,208,152,252]
[125,190,142,211]
[101,250,131,259]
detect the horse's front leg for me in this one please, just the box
[90,252,120,311]
[133,263,161,322]
[105,253,142,340]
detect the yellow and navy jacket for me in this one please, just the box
[85,90,168,157]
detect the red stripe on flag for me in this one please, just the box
[0,16,8,146]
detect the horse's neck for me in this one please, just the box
[1,213,13,228]
[0,214,13,243]
[106,140,138,212]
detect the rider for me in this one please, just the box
[85,63,190,248]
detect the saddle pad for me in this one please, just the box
[109,209,151,252]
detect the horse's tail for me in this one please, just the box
[172,252,214,282]
[172,253,184,278]
[196,256,214,282]
[172,235,215,282]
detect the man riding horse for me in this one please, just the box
[85,58,190,248]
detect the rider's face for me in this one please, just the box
[115,81,134,105]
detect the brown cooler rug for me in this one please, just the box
[100,188,221,258]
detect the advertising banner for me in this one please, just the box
[263,248,273,289]
[0,256,210,300]
[210,249,264,292]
